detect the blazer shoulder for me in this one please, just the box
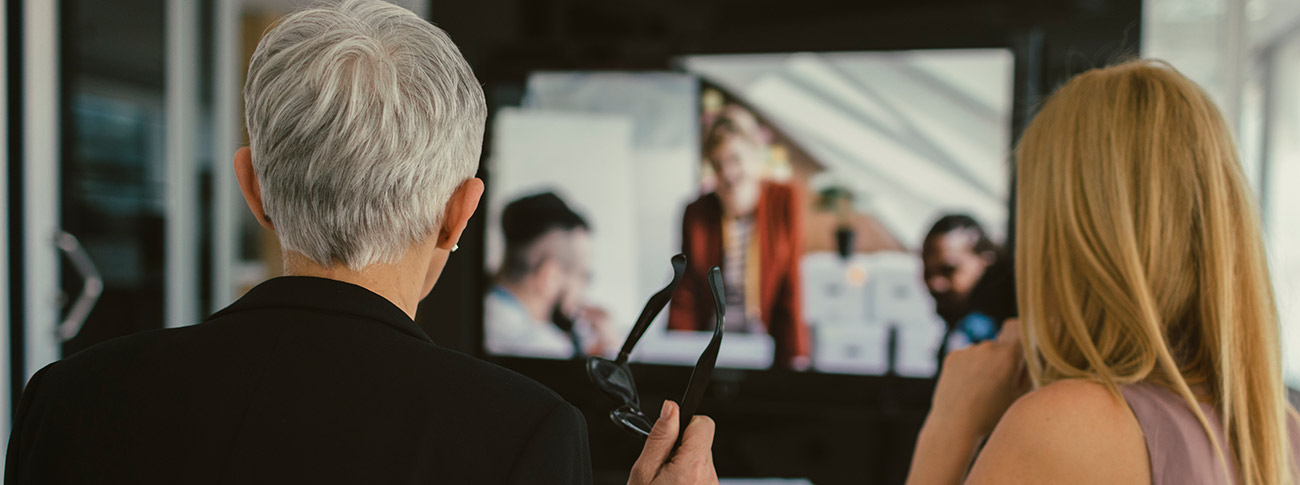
[420,348,571,410]
[36,326,198,380]
[684,192,721,219]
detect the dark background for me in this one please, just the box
[417,0,1141,483]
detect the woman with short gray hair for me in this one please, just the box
[5,1,717,483]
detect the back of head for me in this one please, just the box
[244,0,486,270]
[498,192,589,281]
[1014,59,1290,484]
[924,214,994,254]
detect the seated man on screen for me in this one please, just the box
[669,113,812,370]
[921,214,1016,358]
[4,2,716,483]
[485,192,614,358]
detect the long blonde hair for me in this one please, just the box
[1015,59,1292,484]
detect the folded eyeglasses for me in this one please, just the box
[586,254,725,441]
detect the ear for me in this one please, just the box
[234,147,274,231]
[979,249,997,266]
[437,178,485,251]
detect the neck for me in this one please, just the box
[724,186,761,220]
[496,279,553,323]
[283,250,433,320]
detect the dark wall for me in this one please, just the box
[417,1,1141,483]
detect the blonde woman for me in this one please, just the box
[906,60,1300,484]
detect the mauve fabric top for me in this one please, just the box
[1120,382,1300,484]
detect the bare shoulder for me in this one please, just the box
[967,379,1149,485]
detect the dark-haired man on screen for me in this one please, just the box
[486,192,615,358]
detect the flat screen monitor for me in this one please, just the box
[481,49,1015,377]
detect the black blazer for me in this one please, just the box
[5,277,593,484]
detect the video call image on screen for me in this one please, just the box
[483,49,1014,377]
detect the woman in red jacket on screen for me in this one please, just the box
[669,112,812,370]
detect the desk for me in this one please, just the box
[489,357,935,485]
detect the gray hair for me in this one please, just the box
[244,0,486,269]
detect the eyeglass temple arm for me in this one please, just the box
[708,266,725,329]
[616,254,687,364]
[676,266,725,447]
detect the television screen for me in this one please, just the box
[482,49,1015,377]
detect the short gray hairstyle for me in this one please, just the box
[244,0,486,269]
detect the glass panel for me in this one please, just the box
[1265,37,1300,386]
[59,0,168,355]
[1145,0,1300,385]
[57,0,215,352]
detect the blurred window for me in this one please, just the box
[1145,0,1300,385]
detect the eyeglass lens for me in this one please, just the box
[611,405,653,437]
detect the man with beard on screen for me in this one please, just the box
[485,192,615,358]
[921,214,1016,358]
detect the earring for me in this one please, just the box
[451,244,459,253]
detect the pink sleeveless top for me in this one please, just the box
[1120,382,1300,484]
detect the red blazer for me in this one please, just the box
[668,182,811,368]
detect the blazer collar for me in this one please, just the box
[207,276,434,343]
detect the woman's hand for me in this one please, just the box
[629,401,719,485]
[930,318,1028,439]
[906,319,1028,485]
